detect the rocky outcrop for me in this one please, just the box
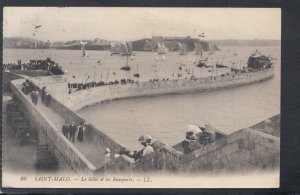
[132,37,214,51]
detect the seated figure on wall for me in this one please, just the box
[181,131,202,154]
[134,135,154,162]
[198,122,216,146]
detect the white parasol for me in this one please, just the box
[186,125,203,134]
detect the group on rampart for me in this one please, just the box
[102,121,217,167]
[103,116,279,173]
[61,121,85,143]
[67,78,138,93]
[3,58,64,75]
[21,79,51,106]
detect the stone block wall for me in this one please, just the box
[48,90,124,154]
[10,81,97,174]
[180,128,279,173]
[106,127,279,174]
[53,67,274,111]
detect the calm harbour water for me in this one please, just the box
[4,46,280,150]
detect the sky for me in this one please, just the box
[3,7,281,42]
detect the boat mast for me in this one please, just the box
[93,66,96,82]
[106,69,110,83]
[127,54,129,67]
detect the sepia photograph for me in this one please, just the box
[2,7,280,188]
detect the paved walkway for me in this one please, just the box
[16,84,106,169]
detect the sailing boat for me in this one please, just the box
[120,42,128,56]
[216,57,227,68]
[178,42,187,55]
[194,42,208,68]
[120,54,131,71]
[133,64,140,78]
[194,42,203,56]
[119,42,133,56]
[110,42,121,56]
[80,41,88,57]
[126,42,133,55]
[157,42,167,54]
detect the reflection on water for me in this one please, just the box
[4,46,280,150]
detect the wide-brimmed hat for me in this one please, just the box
[186,125,203,134]
[138,135,152,142]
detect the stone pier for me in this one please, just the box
[8,73,279,175]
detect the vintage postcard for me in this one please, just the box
[2,7,280,189]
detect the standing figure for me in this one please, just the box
[41,86,46,103]
[33,91,39,105]
[69,122,76,142]
[62,121,69,139]
[30,91,35,104]
[45,92,51,106]
[77,122,85,142]
[104,148,111,165]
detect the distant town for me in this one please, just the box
[3,36,280,51]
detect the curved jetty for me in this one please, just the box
[57,67,274,111]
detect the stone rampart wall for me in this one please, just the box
[106,126,279,174]
[10,80,97,174]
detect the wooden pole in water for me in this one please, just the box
[106,69,110,83]
[93,66,96,82]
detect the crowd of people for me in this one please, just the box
[21,79,40,105]
[22,80,52,106]
[62,121,85,142]
[105,121,217,165]
[104,135,155,165]
[22,79,38,94]
[68,79,137,93]
[3,58,64,75]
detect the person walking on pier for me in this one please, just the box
[30,91,35,103]
[41,86,47,103]
[31,90,39,105]
[77,122,85,142]
[62,121,69,139]
[69,122,76,142]
[34,91,39,105]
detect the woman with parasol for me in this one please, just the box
[181,125,203,154]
